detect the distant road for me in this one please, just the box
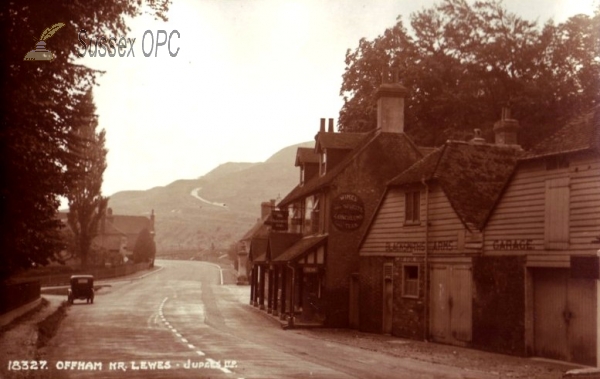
[190,187,228,208]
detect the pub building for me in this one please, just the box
[247,74,426,328]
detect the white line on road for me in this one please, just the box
[196,351,205,356]
[187,344,195,349]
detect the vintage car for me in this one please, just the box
[67,275,95,304]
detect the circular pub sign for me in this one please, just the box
[331,193,365,231]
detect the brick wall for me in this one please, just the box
[472,255,526,356]
[391,257,425,340]
[359,256,384,332]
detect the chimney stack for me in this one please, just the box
[260,201,272,220]
[328,118,334,133]
[375,67,408,133]
[320,118,326,133]
[493,107,520,146]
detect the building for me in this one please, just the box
[249,77,426,328]
[481,106,600,365]
[357,105,600,366]
[358,111,520,343]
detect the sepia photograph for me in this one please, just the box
[0,0,599,378]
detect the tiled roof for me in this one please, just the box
[273,235,328,263]
[267,232,303,261]
[249,237,268,262]
[279,130,422,207]
[314,131,369,152]
[92,235,123,251]
[525,106,600,159]
[389,142,520,230]
[240,217,270,241]
[109,215,151,235]
[295,147,319,166]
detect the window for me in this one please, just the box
[405,191,420,224]
[402,264,419,298]
[545,177,570,249]
[311,196,321,234]
[320,150,327,175]
[299,166,305,186]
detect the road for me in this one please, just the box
[35,260,495,379]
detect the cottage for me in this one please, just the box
[482,106,600,365]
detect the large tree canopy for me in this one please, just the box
[339,0,600,147]
[0,0,170,279]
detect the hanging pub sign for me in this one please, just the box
[331,193,365,232]
[269,209,289,231]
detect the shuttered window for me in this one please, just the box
[545,177,570,249]
[405,191,420,224]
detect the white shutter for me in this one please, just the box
[545,177,570,249]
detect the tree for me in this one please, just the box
[66,90,108,268]
[339,0,600,148]
[0,0,170,279]
[133,228,156,265]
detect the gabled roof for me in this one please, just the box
[109,215,151,235]
[314,131,369,152]
[93,235,124,251]
[525,106,600,159]
[267,232,303,261]
[273,235,328,263]
[249,237,268,262]
[240,216,270,241]
[279,130,422,207]
[295,147,319,167]
[389,141,520,230]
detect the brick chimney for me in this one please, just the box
[261,201,272,219]
[320,118,326,133]
[260,199,276,220]
[493,107,520,146]
[375,67,408,133]
[328,118,334,133]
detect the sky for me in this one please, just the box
[75,0,598,197]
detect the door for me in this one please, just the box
[533,268,596,365]
[349,274,359,329]
[382,263,393,334]
[429,264,472,345]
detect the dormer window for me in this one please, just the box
[320,150,327,176]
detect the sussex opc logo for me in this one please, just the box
[24,23,65,62]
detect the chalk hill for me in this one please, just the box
[106,142,312,252]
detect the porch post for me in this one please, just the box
[267,266,274,313]
[249,267,255,305]
[280,266,287,319]
[259,265,266,310]
[273,266,280,317]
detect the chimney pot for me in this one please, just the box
[470,129,486,144]
[320,118,325,132]
[328,118,334,133]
